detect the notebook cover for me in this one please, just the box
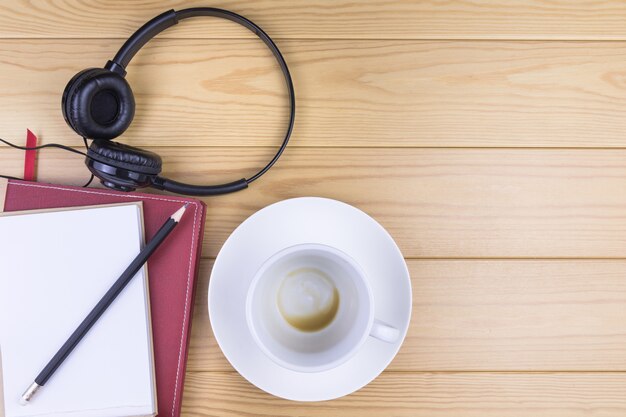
[0,179,206,417]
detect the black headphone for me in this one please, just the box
[61,8,295,196]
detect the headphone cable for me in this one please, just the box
[0,136,95,187]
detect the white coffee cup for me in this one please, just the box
[246,243,400,373]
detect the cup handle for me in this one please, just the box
[369,318,400,343]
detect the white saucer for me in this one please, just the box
[208,197,412,401]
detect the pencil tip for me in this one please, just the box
[171,203,189,222]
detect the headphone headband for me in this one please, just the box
[100,8,295,196]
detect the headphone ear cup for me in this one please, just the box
[62,68,100,134]
[86,140,163,192]
[62,68,135,140]
[88,140,162,174]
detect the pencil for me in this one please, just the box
[20,202,190,404]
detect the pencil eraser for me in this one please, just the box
[19,397,28,406]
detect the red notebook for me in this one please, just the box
[0,178,206,417]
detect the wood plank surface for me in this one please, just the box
[4,1,626,41]
[3,2,626,415]
[181,371,626,417]
[188,259,626,372]
[3,39,626,148]
[3,147,626,258]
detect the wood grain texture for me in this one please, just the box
[3,39,626,148]
[4,1,626,40]
[189,259,626,372]
[181,371,626,417]
[3,2,626,414]
[3,147,626,258]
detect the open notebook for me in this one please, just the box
[0,203,157,417]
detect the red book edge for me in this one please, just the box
[171,198,206,417]
[0,177,7,210]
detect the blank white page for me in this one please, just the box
[0,203,156,417]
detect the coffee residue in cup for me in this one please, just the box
[277,268,340,332]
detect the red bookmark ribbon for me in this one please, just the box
[23,129,37,181]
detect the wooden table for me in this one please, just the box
[2,1,626,415]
